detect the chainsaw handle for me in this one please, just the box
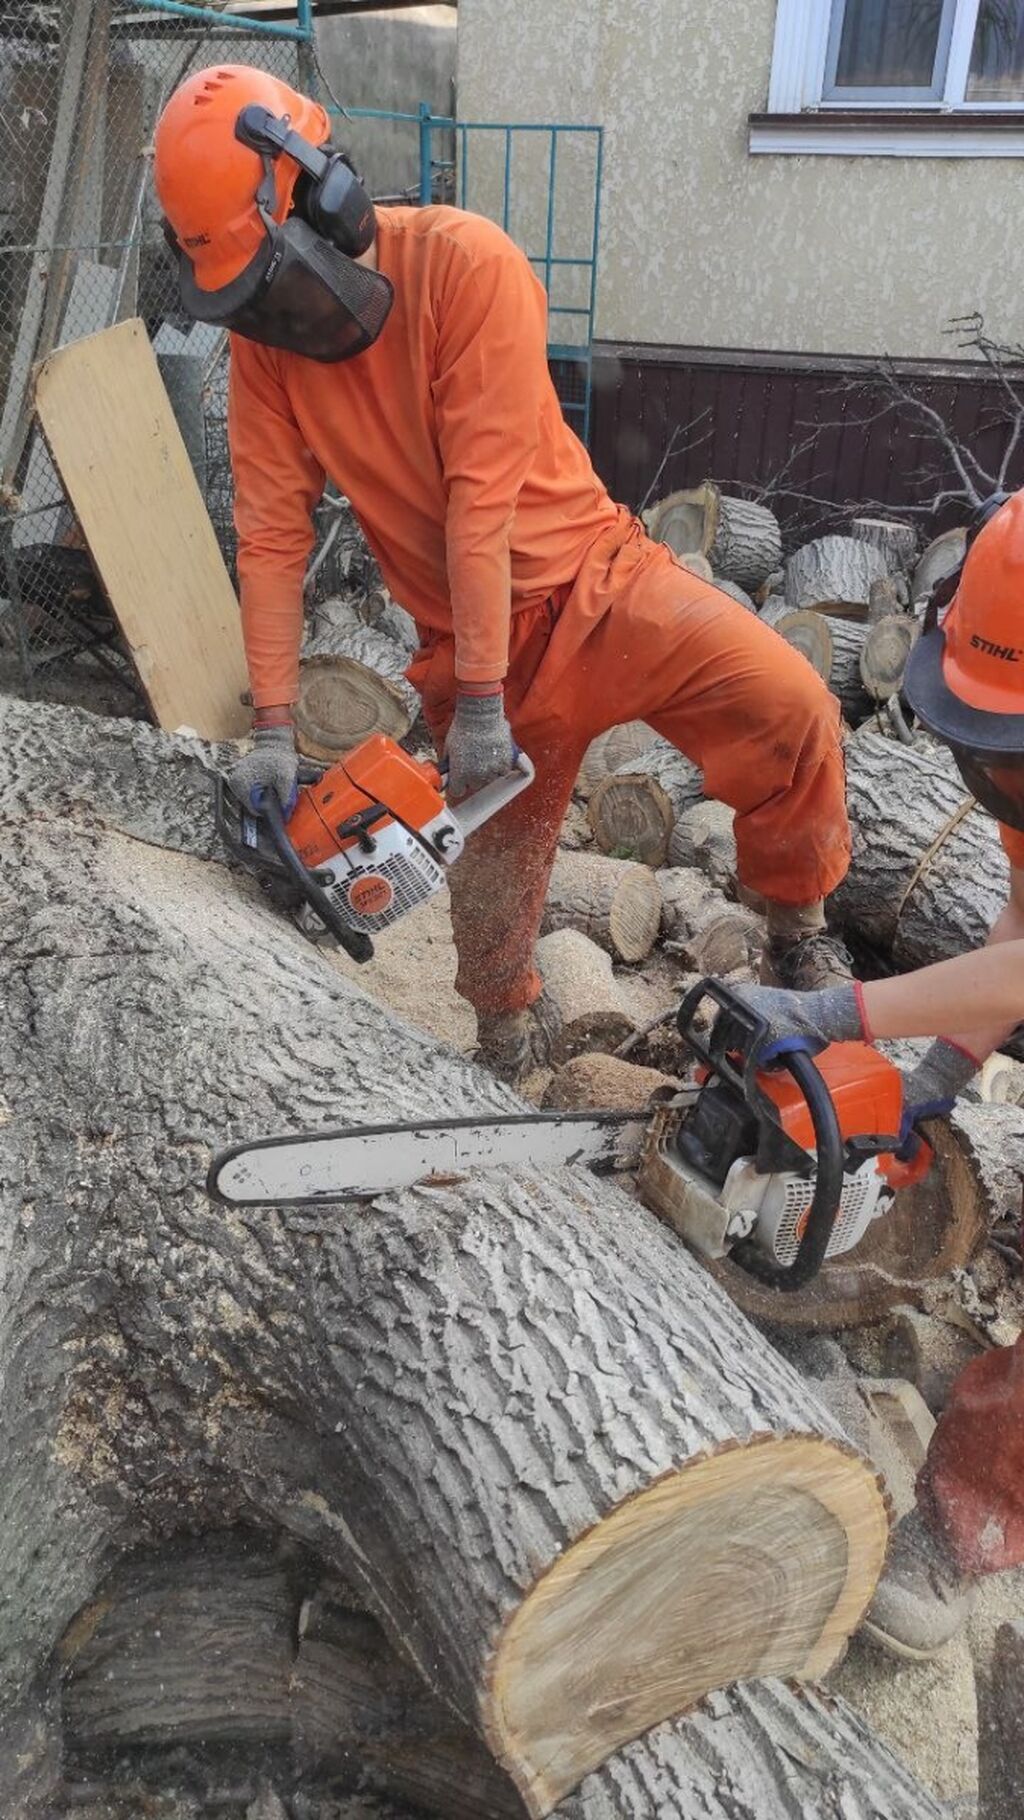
[257,790,374,965]
[731,1047,846,1293]
[447,750,535,837]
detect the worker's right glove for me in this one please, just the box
[228,724,300,813]
[444,689,517,804]
[728,981,868,1067]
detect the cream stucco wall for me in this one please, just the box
[456,0,1023,359]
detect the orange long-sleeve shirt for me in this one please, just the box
[228,205,618,706]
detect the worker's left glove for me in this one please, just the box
[728,981,868,1067]
[444,689,516,804]
[900,1038,982,1133]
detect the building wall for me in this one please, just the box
[457,0,1022,360]
[316,5,456,199]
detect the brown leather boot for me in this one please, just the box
[475,992,562,1083]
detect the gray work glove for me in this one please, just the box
[228,724,299,813]
[902,1038,981,1127]
[728,981,866,1066]
[444,691,516,804]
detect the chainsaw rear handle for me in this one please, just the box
[445,749,536,837]
[676,979,846,1291]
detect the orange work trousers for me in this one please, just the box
[921,1333,1024,1575]
[407,509,850,1016]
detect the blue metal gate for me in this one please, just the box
[335,104,604,445]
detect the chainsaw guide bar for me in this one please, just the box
[208,1110,650,1208]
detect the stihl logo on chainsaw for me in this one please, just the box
[971,633,1022,662]
[347,874,394,918]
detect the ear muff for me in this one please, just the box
[234,103,376,259]
[294,151,376,258]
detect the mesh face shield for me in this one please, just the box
[175,208,394,364]
[951,749,1024,833]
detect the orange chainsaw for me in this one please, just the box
[216,732,535,963]
[208,980,932,1292]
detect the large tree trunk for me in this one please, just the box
[1,707,893,1818]
[833,727,1008,967]
[828,615,871,726]
[848,517,918,575]
[59,1536,946,1820]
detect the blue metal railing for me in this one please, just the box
[331,104,603,442]
[131,0,313,41]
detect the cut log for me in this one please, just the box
[860,614,919,704]
[785,536,889,620]
[297,596,420,758]
[535,928,637,1060]
[359,586,419,655]
[758,598,834,681]
[666,798,737,891]
[541,852,663,963]
[541,1053,677,1113]
[588,746,704,866]
[833,727,1008,967]
[657,866,762,973]
[912,527,967,606]
[59,1540,946,1820]
[646,481,783,594]
[576,722,659,799]
[1,707,895,1815]
[849,517,918,575]
[978,1050,1024,1106]
[712,578,756,612]
[828,614,871,726]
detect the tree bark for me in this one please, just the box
[1,707,893,1819]
[665,798,738,892]
[827,615,871,726]
[541,851,664,963]
[785,537,889,619]
[833,728,1008,967]
[57,1538,946,1820]
[588,747,704,867]
[298,597,420,759]
[848,518,918,575]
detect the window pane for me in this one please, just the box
[834,0,946,89]
[967,0,1024,100]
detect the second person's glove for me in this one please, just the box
[727,981,868,1066]
[444,690,516,803]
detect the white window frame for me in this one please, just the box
[756,0,1024,154]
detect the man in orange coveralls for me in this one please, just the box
[154,65,853,1077]
[732,491,1024,1659]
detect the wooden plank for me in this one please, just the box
[34,319,250,739]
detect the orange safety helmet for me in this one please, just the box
[905,489,1024,828]
[154,64,330,292]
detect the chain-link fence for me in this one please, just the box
[0,0,335,716]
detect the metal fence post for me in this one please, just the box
[418,102,433,207]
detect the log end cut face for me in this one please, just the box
[485,1434,888,1817]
